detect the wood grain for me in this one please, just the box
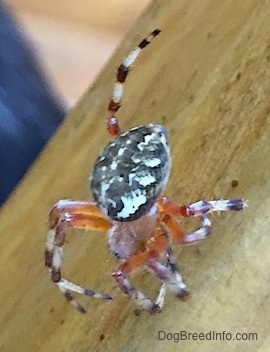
[1,0,270,351]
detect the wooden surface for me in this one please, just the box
[1,0,270,351]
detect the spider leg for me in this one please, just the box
[146,247,189,301]
[45,200,112,313]
[112,225,169,314]
[153,247,176,309]
[160,212,212,245]
[158,197,246,217]
[106,29,161,137]
[165,246,189,300]
[155,282,167,310]
[158,197,245,245]
[153,247,175,309]
[112,226,188,314]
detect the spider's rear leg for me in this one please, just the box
[45,200,112,313]
[106,29,161,137]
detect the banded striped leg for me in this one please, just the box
[152,247,178,309]
[45,200,112,313]
[165,246,189,300]
[112,225,169,314]
[106,29,161,137]
[158,198,246,245]
[146,246,189,303]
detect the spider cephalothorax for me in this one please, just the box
[45,29,245,315]
[91,124,171,221]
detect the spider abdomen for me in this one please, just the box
[91,124,171,221]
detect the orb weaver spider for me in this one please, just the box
[45,29,245,314]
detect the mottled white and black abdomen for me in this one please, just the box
[90,124,171,222]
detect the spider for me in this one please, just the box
[45,29,245,315]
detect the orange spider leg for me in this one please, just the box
[160,212,208,245]
[112,226,168,313]
[48,200,110,228]
[118,226,168,274]
[45,200,112,313]
[159,212,186,242]
[112,225,188,313]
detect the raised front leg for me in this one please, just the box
[158,198,246,217]
[158,198,246,245]
[45,200,112,313]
